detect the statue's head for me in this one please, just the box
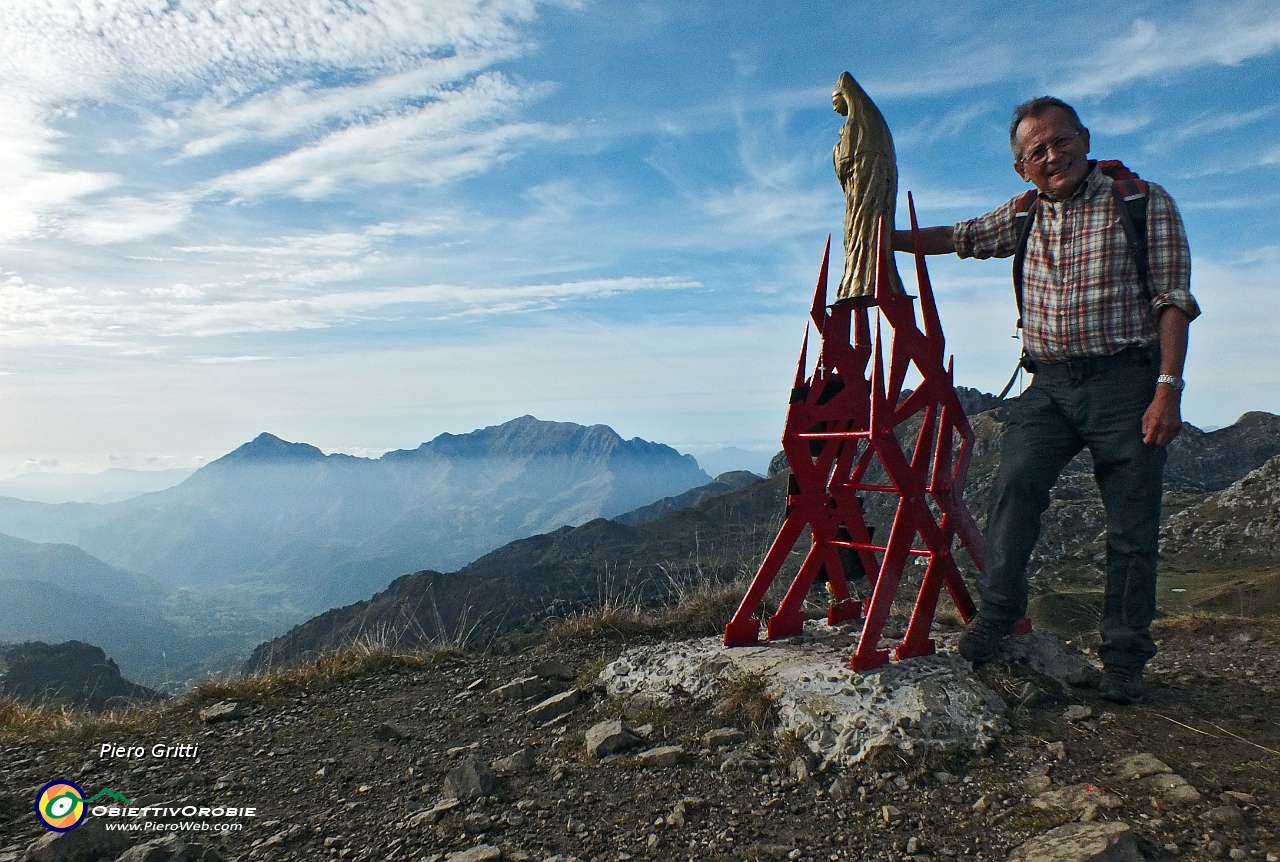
[832,71,858,117]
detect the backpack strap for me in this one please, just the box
[1003,163,1151,400]
[1010,171,1151,329]
[1010,189,1039,330]
[1109,176,1150,297]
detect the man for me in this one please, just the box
[893,96,1199,704]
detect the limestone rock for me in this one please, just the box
[198,701,245,723]
[634,744,684,768]
[1033,784,1124,815]
[665,800,687,827]
[20,817,130,862]
[701,727,745,749]
[445,846,501,862]
[1023,773,1053,795]
[1201,805,1245,829]
[1111,753,1172,781]
[623,691,664,718]
[828,775,852,801]
[442,754,495,801]
[525,689,579,724]
[584,719,639,759]
[1006,821,1144,862]
[1138,772,1201,804]
[1164,784,1203,805]
[788,756,813,782]
[408,799,460,826]
[720,751,771,773]
[1163,452,1280,558]
[1000,631,1100,687]
[492,748,536,775]
[600,631,1009,767]
[372,720,412,740]
[490,676,544,701]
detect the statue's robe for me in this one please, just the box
[833,72,904,300]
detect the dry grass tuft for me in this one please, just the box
[0,696,159,740]
[2,641,456,742]
[713,673,778,733]
[0,696,79,734]
[543,553,777,644]
[187,642,456,708]
[541,582,745,644]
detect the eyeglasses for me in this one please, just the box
[1017,132,1080,167]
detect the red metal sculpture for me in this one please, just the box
[724,198,994,671]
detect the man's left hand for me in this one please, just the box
[1142,387,1183,446]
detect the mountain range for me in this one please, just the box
[0,467,193,504]
[246,405,1280,672]
[7,401,1280,690]
[0,416,710,684]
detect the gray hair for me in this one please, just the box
[1009,96,1086,156]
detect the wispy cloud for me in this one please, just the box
[0,273,699,347]
[1167,104,1279,144]
[1058,2,1280,99]
[207,74,564,201]
[0,1,574,244]
[895,101,999,149]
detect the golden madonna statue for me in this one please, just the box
[832,71,904,299]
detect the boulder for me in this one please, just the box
[1007,821,1144,862]
[584,720,639,759]
[442,754,494,801]
[525,689,579,724]
[20,817,130,862]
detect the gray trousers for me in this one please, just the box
[981,345,1165,670]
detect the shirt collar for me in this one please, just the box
[1038,160,1104,202]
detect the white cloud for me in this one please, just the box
[0,273,699,346]
[1059,3,1280,99]
[895,101,998,149]
[194,355,276,364]
[0,1,573,243]
[0,1,554,101]
[207,73,564,200]
[1167,104,1279,144]
[1085,110,1154,137]
[61,193,195,245]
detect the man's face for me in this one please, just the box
[1013,107,1091,200]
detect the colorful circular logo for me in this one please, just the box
[34,779,87,832]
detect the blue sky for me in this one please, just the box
[0,0,1277,475]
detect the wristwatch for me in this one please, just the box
[1156,374,1185,392]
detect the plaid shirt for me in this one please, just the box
[954,163,1199,363]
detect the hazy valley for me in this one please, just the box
[0,416,710,685]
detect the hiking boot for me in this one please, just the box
[1100,666,1144,704]
[957,616,1011,664]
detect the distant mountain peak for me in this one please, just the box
[384,415,630,462]
[209,432,328,467]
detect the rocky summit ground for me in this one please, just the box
[2,614,1279,862]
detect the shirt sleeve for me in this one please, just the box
[953,194,1024,260]
[1145,182,1200,322]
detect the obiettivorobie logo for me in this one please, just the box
[34,780,131,832]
